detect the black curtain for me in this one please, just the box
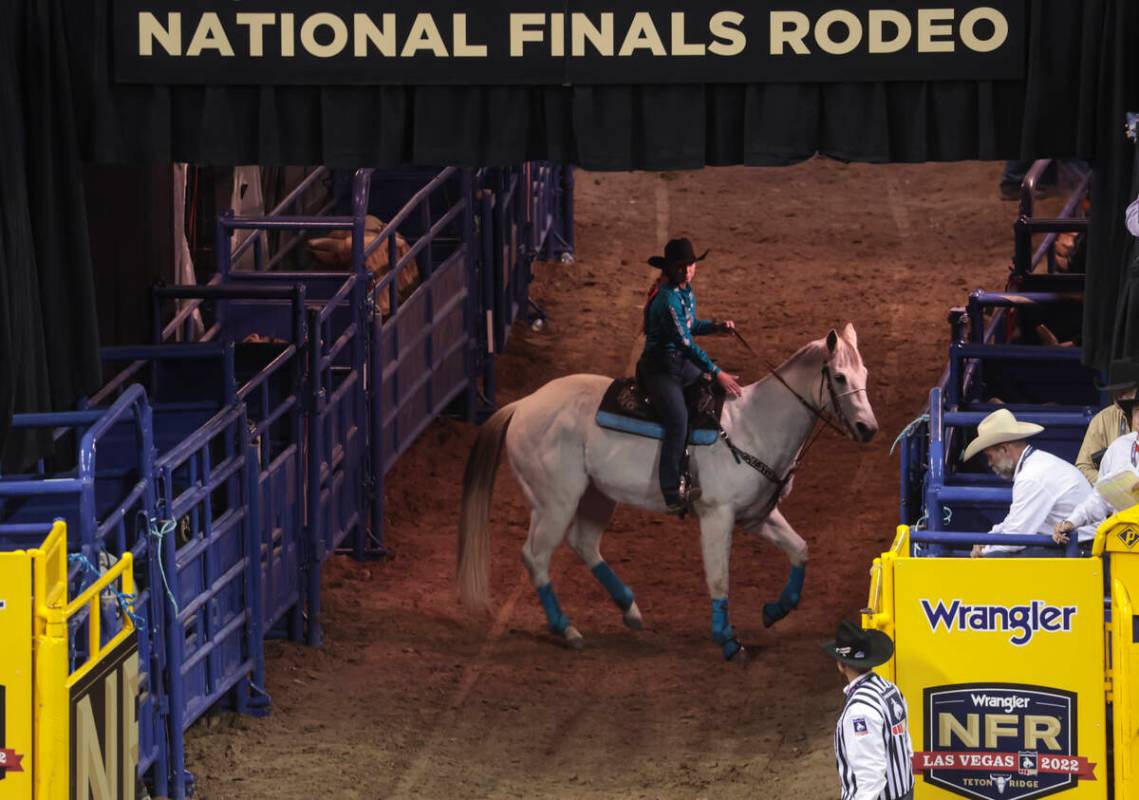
[1110,145,1139,361]
[0,0,102,470]
[1083,0,1139,369]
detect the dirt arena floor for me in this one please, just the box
[186,159,1039,799]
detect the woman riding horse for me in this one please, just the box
[459,323,879,659]
[637,238,743,515]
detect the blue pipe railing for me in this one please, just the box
[911,530,1079,558]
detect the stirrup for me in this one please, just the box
[679,477,702,505]
[664,485,701,518]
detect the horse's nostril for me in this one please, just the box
[855,422,878,442]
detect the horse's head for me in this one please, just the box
[820,322,879,443]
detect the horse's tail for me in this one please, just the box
[458,400,521,609]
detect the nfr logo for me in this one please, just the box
[914,684,1095,800]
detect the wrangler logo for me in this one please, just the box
[920,599,1077,646]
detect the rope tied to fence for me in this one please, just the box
[912,506,953,531]
[890,413,930,456]
[68,552,147,632]
[143,513,181,615]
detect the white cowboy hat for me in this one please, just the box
[962,408,1044,462]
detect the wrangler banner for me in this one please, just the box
[112,0,1025,85]
[891,558,1106,799]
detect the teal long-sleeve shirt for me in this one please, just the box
[642,283,721,375]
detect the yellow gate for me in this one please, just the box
[864,519,1131,799]
[0,521,139,800]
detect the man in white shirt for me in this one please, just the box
[962,409,1094,557]
[1055,397,1139,543]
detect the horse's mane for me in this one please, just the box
[772,330,861,375]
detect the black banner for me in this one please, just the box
[113,0,1025,85]
[70,632,139,800]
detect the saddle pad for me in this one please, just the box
[594,378,723,446]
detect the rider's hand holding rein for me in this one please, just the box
[711,319,742,397]
[717,369,743,398]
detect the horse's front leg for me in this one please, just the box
[698,506,744,661]
[748,507,807,628]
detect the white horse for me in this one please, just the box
[458,324,878,660]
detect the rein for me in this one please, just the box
[720,328,866,514]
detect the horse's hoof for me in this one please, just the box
[564,625,585,650]
[623,602,644,630]
[762,602,785,628]
[731,645,751,666]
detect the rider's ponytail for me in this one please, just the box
[643,278,663,335]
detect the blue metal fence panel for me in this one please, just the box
[157,403,265,799]
[377,247,471,475]
[138,288,311,642]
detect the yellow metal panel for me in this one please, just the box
[33,522,70,800]
[0,551,34,799]
[863,526,908,684]
[894,557,1107,799]
[1111,579,1137,799]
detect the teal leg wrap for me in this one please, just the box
[591,561,634,611]
[711,597,742,660]
[537,582,569,634]
[763,564,806,628]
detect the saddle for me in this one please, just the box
[595,377,726,445]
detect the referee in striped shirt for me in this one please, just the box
[823,620,914,800]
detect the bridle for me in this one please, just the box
[731,328,865,442]
[718,329,868,515]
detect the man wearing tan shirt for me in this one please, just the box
[1076,360,1138,484]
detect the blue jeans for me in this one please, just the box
[637,352,705,504]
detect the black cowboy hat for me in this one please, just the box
[647,237,709,270]
[1096,358,1139,393]
[820,620,894,670]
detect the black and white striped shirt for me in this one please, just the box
[834,672,915,800]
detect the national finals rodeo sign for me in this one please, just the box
[112,0,1026,85]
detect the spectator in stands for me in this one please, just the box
[963,409,1094,557]
[1075,359,1138,484]
[1127,191,1139,237]
[1055,396,1139,545]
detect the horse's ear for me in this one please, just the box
[842,322,858,349]
[826,329,839,354]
